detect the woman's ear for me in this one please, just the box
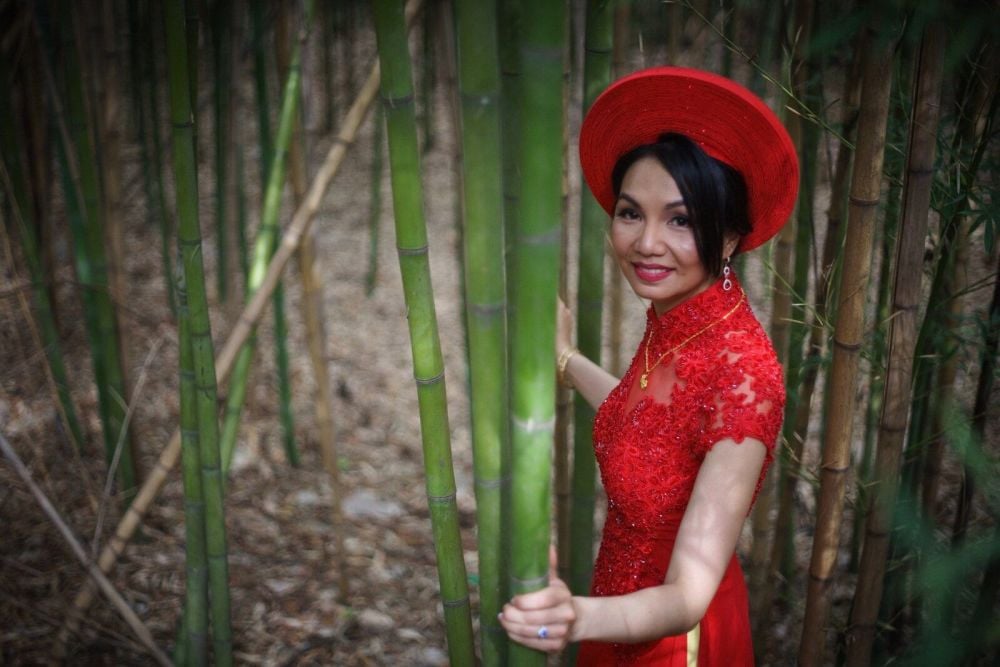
[722,234,740,262]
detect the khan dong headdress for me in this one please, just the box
[579,66,798,252]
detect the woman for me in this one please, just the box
[498,67,798,665]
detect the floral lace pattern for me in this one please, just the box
[588,274,784,662]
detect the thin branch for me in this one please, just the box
[91,335,164,559]
[0,430,172,666]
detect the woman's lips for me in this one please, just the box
[633,263,673,282]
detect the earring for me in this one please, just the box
[722,256,733,292]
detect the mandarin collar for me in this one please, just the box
[644,274,745,354]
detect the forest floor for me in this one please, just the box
[2,13,997,667]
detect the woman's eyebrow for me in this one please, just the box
[616,193,687,210]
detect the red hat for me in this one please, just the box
[579,66,798,253]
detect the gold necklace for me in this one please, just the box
[640,291,745,390]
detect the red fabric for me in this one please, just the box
[575,275,784,666]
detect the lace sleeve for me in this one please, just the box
[695,334,786,457]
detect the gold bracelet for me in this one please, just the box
[556,347,579,389]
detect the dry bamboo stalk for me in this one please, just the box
[798,26,896,667]
[0,431,171,667]
[845,25,946,665]
[56,0,423,646]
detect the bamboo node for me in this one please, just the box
[511,573,549,589]
[512,415,556,433]
[396,244,429,257]
[832,338,863,352]
[414,370,445,386]
[442,595,471,608]
[380,92,415,108]
[426,491,457,505]
[848,195,880,207]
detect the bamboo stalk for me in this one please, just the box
[56,11,397,652]
[844,27,946,666]
[798,26,897,667]
[176,275,209,665]
[507,2,565,665]
[0,60,84,449]
[275,0,348,600]
[53,0,138,500]
[568,0,612,602]
[366,103,384,295]
[164,2,232,662]
[219,0,312,471]
[453,0,509,663]
[0,431,172,667]
[211,0,233,302]
[372,1,475,662]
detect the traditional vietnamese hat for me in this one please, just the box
[579,66,798,253]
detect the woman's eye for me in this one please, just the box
[615,207,639,220]
[670,215,691,227]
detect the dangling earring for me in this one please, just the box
[722,256,733,292]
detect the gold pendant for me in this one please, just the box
[640,373,648,390]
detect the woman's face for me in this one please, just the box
[610,156,716,316]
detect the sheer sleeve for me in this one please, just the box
[694,329,785,459]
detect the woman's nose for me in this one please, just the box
[636,221,663,255]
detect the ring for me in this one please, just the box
[537,625,549,640]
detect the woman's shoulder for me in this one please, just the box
[712,309,785,392]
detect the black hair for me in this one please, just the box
[610,132,750,277]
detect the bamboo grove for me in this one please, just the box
[0,0,997,665]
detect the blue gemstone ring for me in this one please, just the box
[537,625,549,640]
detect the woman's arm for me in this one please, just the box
[560,351,619,410]
[556,298,619,409]
[499,436,767,651]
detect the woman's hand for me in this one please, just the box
[499,548,578,652]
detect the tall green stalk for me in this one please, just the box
[453,0,508,663]
[220,0,309,470]
[164,2,232,663]
[211,0,233,302]
[366,104,384,296]
[54,0,137,498]
[0,55,84,450]
[371,2,475,664]
[507,2,565,666]
[569,0,612,600]
[176,275,209,666]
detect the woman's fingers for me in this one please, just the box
[499,618,571,652]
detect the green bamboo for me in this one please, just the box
[54,0,137,498]
[453,0,508,663]
[366,104,384,296]
[506,2,564,665]
[235,145,250,283]
[371,2,475,663]
[220,0,309,470]
[568,0,612,602]
[176,275,209,666]
[0,55,84,450]
[164,2,232,663]
[211,0,233,302]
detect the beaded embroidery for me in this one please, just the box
[589,274,784,663]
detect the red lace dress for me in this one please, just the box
[576,275,784,666]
